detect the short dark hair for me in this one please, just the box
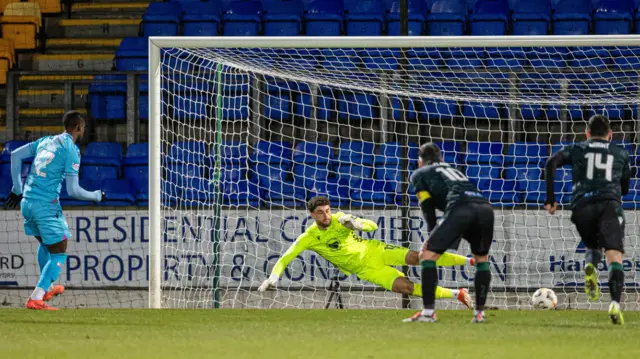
[587,115,610,138]
[62,110,85,131]
[418,142,442,164]
[308,196,331,212]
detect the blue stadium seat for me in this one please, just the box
[374,142,418,168]
[427,0,466,36]
[504,142,549,166]
[223,0,263,36]
[388,0,426,35]
[80,164,118,182]
[0,140,31,164]
[82,142,123,167]
[554,168,573,203]
[305,0,344,36]
[254,163,304,206]
[350,178,387,206]
[335,163,374,187]
[142,2,182,37]
[505,166,544,203]
[486,48,526,69]
[463,97,504,119]
[422,97,456,119]
[100,179,136,206]
[221,166,260,206]
[435,141,460,164]
[138,77,149,120]
[125,164,148,200]
[292,141,333,164]
[553,0,592,35]
[251,141,292,167]
[264,81,292,121]
[445,48,485,69]
[171,81,211,121]
[166,163,204,190]
[167,141,209,165]
[465,164,500,192]
[376,166,401,195]
[123,142,148,204]
[263,0,303,36]
[337,141,376,165]
[89,75,127,120]
[124,143,149,166]
[307,177,349,206]
[183,1,222,36]
[465,141,504,165]
[512,0,551,35]
[486,179,520,205]
[0,175,10,206]
[116,37,149,71]
[337,93,376,121]
[594,0,633,34]
[469,0,509,35]
[345,0,385,36]
[210,141,248,166]
[622,179,639,209]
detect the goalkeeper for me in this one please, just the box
[258,196,473,308]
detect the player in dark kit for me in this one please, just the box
[544,115,630,325]
[403,143,495,324]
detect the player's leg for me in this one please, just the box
[466,203,495,323]
[570,205,601,302]
[402,248,473,267]
[32,236,63,302]
[599,201,626,325]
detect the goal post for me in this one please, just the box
[148,35,640,310]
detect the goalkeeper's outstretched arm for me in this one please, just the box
[258,234,311,292]
[337,213,378,232]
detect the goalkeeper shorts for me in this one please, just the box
[356,242,411,291]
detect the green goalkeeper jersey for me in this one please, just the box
[271,212,379,277]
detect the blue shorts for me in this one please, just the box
[20,198,72,246]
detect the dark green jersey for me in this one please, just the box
[547,139,630,209]
[410,162,487,212]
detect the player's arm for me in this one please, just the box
[258,234,310,291]
[337,213,378,232]
[64,144,103,202]
[4,143,35,208]
[621,152,631,196]
[544,146,572,213]
[411,172,437,232]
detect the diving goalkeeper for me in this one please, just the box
[258,196,473,308]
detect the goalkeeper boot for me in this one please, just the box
[584,263,600,302]
[471,311,485,323]
[457,288,473,309]
[403,311,437,323]
[26,298,59,311]
[43,285,64,302]
[608,302,624,326]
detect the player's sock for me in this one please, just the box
[474,262,491,311]
[421,260,437,310]
[37,244,50,273]
[585,248,602,266]
[608,262,624,304]
[30,287,46,301]
[36,253,67,298]
[436,252,468,267]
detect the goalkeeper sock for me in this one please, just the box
[436,252,468,267]
[474,262,491,312]
[37,244,50,273]
[421,260,437,310]
[585,248,602,266]
[35,253,67,299]
[608,262,624,304]
[413,284,457,299]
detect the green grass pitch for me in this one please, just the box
[1,309,637,358]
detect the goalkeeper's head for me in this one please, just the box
[308,196,332,229]
[586,114,612,141]
[418,142,443,167]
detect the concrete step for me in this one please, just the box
[17,88,89,107]
[19,74,94,82]
[33,53,115,71]
[47,19,141,38]
[47,38,122,49]
[68,2,151,18]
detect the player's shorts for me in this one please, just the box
[426,201,494,256]
[570,200,625,253]
[356,241,411,291]
[20,198,71,246]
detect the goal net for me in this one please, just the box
[149,36,640,310]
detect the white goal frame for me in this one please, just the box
[147,35,640,309]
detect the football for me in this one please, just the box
[531,288,557,310]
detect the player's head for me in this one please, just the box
[418,142,442,167]
[586,114,612,141]
[63,110,86,142]
[308,196,332,229]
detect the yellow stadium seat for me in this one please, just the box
[0,0,19,15]
[1,3,41,50]
[29,0,60,14]
[0,38,15,84]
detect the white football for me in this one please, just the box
[531,288,557,310]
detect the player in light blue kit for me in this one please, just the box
[5,111,104,310]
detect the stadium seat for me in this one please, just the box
[264,81,293,121]
[465,164,500,191]
[263,0,303,36]
[374,142,418,166]
[388,0,426,35]
[292,163,328,200]
[100,179,136,206]
[445,48,485,69]
[142,2,181,37]
[292,141,333,164]
[125,164,148,200]
[350,178,387,206]
[166,162,204,190]
[82,142,123,168]
[345,0,385,36]
[80,164,118,182]
[486,179,520,205]
[0,174,10,206]
[335,163,374,187]
[254,163,304,206]
[182,1,222,36]
[250,141,292,167]
[465,141,504,165]
[553,0,592,35]
[1,2,41,50]
[469,0,509,36]
[594,0,633,34]
[116,37,149,71]
[167,141,210,166]
[622,179,639,209]
[336,141,375,165]
[307,177,349,206]
[512,0,551,35]
[29,0,60,14]
[426,0,465,36]
[211,141,248,166]
[505,166,544,203]
[171,80,211,121]
[223,0,263,36]
[337,93,376,121]
[305,0,344,36]
[0,38,14,85]
[0,140,29,163]
[504,142,549,166]
[433,141,460,164]
[124,143,149,167]
[89,75,127,120]
[554,168,573,203]
[221,166,260,206]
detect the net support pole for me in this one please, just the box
[399,0,411,309]
[508,74,519,144]
[148,39,162,309]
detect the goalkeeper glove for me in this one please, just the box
[338,214,363,231]
[4,191,23,209]
[258,274,279,292]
